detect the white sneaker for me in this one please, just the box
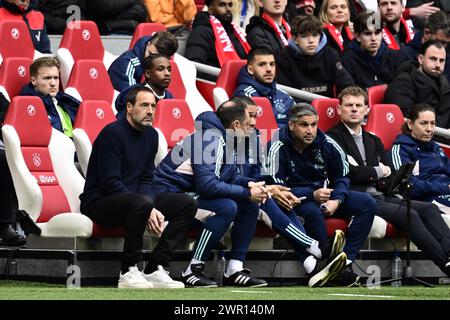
[118,266,154,289]
[142,265,185,288]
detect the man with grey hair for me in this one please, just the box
[266,103,376,287]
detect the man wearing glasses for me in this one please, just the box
[80,86,197,289]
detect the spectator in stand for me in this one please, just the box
[400,11,450,82]
[38,0,86,35]
[384,40,450,129]
[85,0,147,35]
[232,0,260,29]
[379,0,416,50]
[80,86,197,289]
[142,0,197,30]
[108,31,178,92]
[20,57,80,138]
[390,103,450,217]
[276,15,354,97]
[234,46,294,128]
[184,0,250,68]
[341,11,401,90]
[246,0,291,59]
[115,53,174,118]
[328,86,450,278]
[406,0,446,30]
[319,0,354,54]
[0,0,51,53]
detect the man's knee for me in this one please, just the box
[134,194,154,217]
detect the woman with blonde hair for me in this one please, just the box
[319,0,354,53]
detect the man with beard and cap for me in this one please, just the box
[385,39,450,130]
[80,86,197,289]
[341,11,401,90]
[185,0,250,67]
[0,0,51,53]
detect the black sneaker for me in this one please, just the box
[320,230,345,263]
[15,210,41,236]
[308,251,347,288]
[0,225,26,247]
[327,264,361,287]
[182,263,218,288]
[223,269,268,287]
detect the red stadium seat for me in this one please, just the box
[57,21,116,88]
[212,59,247,110]
[1,96,92,237]
[0,20,37,65]
[153,99,195,149]
[129,22,167,49]
[251,97,278,144]
[72,100,117,176]
[0,57,32,101]
[64,59,119,114]
[365,104,404,150]
[368,84,387,109]
[311,98,340,132]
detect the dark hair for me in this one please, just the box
[149,31,179,57]
[230,96,256,106]
[338,85,368,105]
[125,86,154,106]
[143,53,171,71]
[289,103,318,122]
[419,39,445,55]
[425,11,450,36]
[353,11,383,34]
[247,46,274,64]
[401,103,435,134]
[216,100,247,128]
[30,56,60,78]
[290,15,323,36]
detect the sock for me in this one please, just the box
[303,255,317,274]
[306,240,321,259]
[183,258,204,276]
[225,259,243,277]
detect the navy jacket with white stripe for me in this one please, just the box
[153,111,254,200]
[266,126,350,203]
[108,35,151,92]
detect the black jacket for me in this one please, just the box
[384,61,450,128]
[276,36,354,97]
[38,0,86,34]
[245,15,287,59]
[185,12,247,68]
[341,39,401,90]
[327,122,392,194]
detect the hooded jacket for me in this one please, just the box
[400,31,450,83]
[108,35,151,92]
[19,83,80,134]
[341,39,401,90]
[153,111,254,199]
[389,133,450,200]
[384,60,450,129]
[265,126,350,203]
[245,15,287,59]
[184,12,247,68]
[276,35,354,97]
[0,0,51,53]
[233,66,294,128]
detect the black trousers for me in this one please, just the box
[84,192,197,273]
[0,148,17,225]
[376,196,450,274]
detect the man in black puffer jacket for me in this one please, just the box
[385,40,450,129]
[38,0,86,35]
[276,14,354,98]
[341,11,401,90]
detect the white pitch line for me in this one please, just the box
[328,293,394,298]
[230,290,273,294]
